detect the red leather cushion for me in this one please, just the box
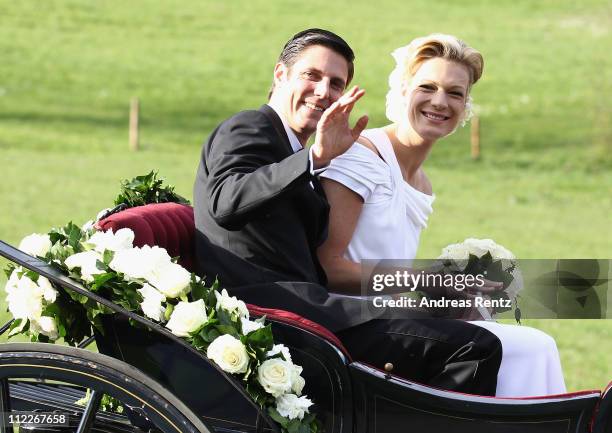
[96,203,196,272]
[248,304,351,359]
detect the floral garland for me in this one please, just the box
[3,172,320,433]
[437,238,522,321]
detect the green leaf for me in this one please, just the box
[114,171,190,207]
[464,254,482,275]
[287,418,302,433]
[91,273,115,290]
[268,407,290,428]
[215,324,240,338]
[164,304,174,321]
[191,278,207,301]
[199,326,221,343]
[102,249,114,265]
[211,278,220,291]
[3,262,16,278]
[298,421,310,433]
[8,318,24,336]
[217,307,236,327]
[245,324,274,358]
[65,222,84,250]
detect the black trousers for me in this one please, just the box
[336,318,502,396]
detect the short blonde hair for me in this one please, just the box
[385,34,484,124]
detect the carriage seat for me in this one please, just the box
[96,202,350,358]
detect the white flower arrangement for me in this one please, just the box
[137,284,166,322]
[18,233,52,258]
[275,393,313,421]
[438,238,522,318]
[88,228,134,253]
[3,172,321,433]
[216,288,249,318]
[241,317,265,334]
[65,250,105,282]
[166,299,208,337]
[207,334,250,374]
[258,358,296,397]
[439,238,515,263]
[5,268,58,339]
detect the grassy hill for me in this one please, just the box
[0,0,610,391]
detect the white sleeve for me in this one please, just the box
[319,143,390,202]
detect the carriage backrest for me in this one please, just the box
[97,202,196,271]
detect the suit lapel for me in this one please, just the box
[259,104,293,156]
[258,105,329,282]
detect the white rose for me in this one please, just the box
[491,244,515,260]
[138,284,166,322]
[291,364,305,395]
[6,274,43,321]
[439,243,470,262]
[88,228,134,253]
[267,344,292,362]
[147,261,191,298]
[32,316,59,340]
[275,393,313,420]
[165,299,207,337]
[65,251,104,282]
[109,245,171,280]
[18,233,52,257]
[215,289,249,318]
[464,238,495,257]
[257,358,294,397]
[4,269,21,295]
[241,317,264,334]
[207,334,250,374]
[37,276,58,303]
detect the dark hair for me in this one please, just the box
[268,28,355,99]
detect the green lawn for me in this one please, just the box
[1,0,610,392]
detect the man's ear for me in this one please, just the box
[273,62,289,85]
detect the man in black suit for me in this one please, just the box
[194,29,502,396]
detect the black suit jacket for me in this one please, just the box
[193,104,329,288]
[192,105,405,331]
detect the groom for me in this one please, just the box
[193,28,502,395]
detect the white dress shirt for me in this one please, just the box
[266,103,327,175]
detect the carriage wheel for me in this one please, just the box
[0,343,211,433]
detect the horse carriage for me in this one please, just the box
[1,202,610,433]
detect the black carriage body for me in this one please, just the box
[94,312,354,433]
[1,202,611,433]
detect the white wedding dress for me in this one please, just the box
[320,128,566,397]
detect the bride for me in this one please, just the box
[318,33,566,397]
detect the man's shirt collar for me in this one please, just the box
[266,103,303,153]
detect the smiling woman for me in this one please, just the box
[317,34,567,398]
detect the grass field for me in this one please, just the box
[0,0,610,391]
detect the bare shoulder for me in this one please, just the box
[418,169,433,195]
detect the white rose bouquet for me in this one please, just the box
[3,171,320,433]
[438,238,522,320]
